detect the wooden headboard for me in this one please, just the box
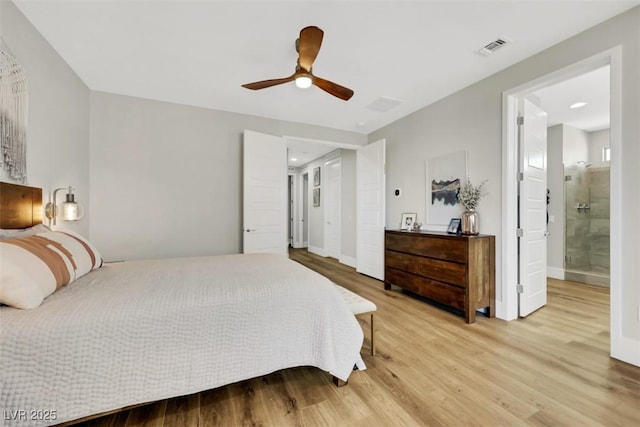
[0,182,43,229]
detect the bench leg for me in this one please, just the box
[332,376,348,387]
[370,313,376,356]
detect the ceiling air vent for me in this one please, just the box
[478,37,511,56]
[366,96,403,113]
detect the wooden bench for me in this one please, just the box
[334,284,377,356]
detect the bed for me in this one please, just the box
[0,183,365,426]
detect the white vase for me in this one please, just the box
[462,210,479,235]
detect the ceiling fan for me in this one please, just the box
[241,26,354,101]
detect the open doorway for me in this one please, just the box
[534,66,611,287]
[502,48,622,360]
[287,136,359,267]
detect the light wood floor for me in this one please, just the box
[71,249,639,427]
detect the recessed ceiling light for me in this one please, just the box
[569,102,587,109]
[291,157,298,162]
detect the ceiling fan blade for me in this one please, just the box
[242,75,295,90]
[312,76,354,101]
[298,26,324,71]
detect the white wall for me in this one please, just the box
[89,92,365,261]
[370,6,639,359]
[546,125,564,275]
[299,157,325,254]
[562,124,590,165]
[588,128,610,167]
[370,79,503,286]
[1,1,90,236]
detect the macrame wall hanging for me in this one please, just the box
[0,46,29,182]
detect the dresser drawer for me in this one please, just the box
[386,232,467,262]
[385,268,465,311]
[385,250,466,287]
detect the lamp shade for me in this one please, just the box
[61,192,83,221]
[45,186,84,225]
[295,75,312,89]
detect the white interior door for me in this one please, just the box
[243,130,287,255]
[356,139,386,280]
[325,158,341,259]
[518,98,548,316]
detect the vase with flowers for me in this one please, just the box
[457,177,487,235]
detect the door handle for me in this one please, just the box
[245,228,256,232]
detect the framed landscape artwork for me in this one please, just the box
[425,150,467,230]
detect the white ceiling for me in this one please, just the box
[534,65,610,132]
[12,1,638,135]
[286,136,359,168]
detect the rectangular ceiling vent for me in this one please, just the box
[366,96,403,113]
[478,37,510,56]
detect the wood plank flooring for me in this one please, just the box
[70,249,639,427]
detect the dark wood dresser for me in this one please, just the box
[384,230,495,323]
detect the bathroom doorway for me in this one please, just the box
[534,65,611,287]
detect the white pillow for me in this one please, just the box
[0,224,51,239]
[0,231,102,309]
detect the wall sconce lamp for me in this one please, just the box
[45,186,84,226]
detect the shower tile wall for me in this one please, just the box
[564,164,610,275]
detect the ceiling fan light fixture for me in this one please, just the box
[241,26,353,100]
[295,75,312,89]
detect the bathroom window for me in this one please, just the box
[602,146,611,162]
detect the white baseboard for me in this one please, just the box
[308,245,326,257]
[613,335,640,367]
[547,267,565,280]
[339,255,356,268]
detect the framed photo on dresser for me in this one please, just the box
[447,218,461,234]
[401,213,417,230]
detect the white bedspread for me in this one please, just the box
[0,254,364,426]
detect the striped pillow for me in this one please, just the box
[0,231,102,309]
